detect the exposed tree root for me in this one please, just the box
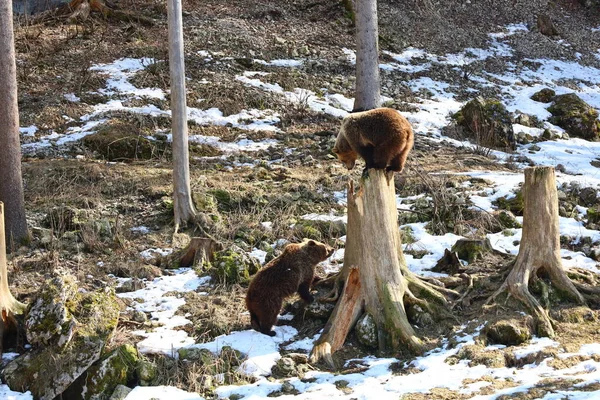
[30,0,155,26]
[483,167,585,338]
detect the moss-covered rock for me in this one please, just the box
[486,319,531,346]
[493,190,524,216]
[68,344,139,400]
[136,360,158,386]
[531,88,556,103]
[4,287,120,399]
[201,248,260,285]
[355,313,378,349]
[454,97,516,150]
[177,347,214,363]
[25,273,79,348]
[82,121,166,161]
[43,206,87,235]
[587,206,600,224]
[494,210,522,229]
[451,238,493,264]
[547,93,600,140]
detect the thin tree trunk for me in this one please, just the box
[487,166,585,337]
[0,1,28,246]
[353,0,380,111]
[167,0,196,230]
[0,203,27,355]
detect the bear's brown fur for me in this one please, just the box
[333,107,414,173]
[245,239,334,336]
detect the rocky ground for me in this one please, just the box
[2,0,600,399]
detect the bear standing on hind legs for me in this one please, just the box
[333,107,414,173]
[245,239,334,337]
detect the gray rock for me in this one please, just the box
[137,360,157,386]
[271,357,297,378]
[4,287,119,399]
[109,385,132,400]
[25,273,78,348]
[304,301,335,319]
[355,313,378,348]
[65,344,139,400]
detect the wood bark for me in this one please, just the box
[0,2,28,246]
[487,166,585,337]
[167,0,196,230]
[0,203,27,355]
[353,0,381,111]
[311,171,427,367]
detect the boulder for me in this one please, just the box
[202,247,261,285]
[486,319,531,346]
[25,273,78,348]
[454,97,515,150]
[547,93,600,140]
[4,285,120,400]
[64,344,139,400]
[530,88,555,103]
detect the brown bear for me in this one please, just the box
[333,107,414,173]
[245,239,334,336]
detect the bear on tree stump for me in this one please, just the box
[333,107,414,173]
[246,239,334,336]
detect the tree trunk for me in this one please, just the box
[311,171,439,366]
[353,0,381,111]
[0,2,28,246]
[167,0,196,230]
[0,203,27,355]
[487,166,585,337]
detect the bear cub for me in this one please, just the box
[245,239,334,336]
[333,107,414,173]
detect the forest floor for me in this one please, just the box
[2,0,600,399]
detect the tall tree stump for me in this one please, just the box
[0,203,26,354]
[487,166,585,337]
[311,171,450,367]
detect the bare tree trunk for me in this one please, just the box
[167,0,196,230]
[0,1,28,246]
[353,0,380,111]
[487,166,585,337]
[0,203,27,354]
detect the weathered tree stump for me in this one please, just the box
[486,167,585,337]
[310,171,451,367]
[0,202,26,354]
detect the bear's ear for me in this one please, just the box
[307,240,316,246]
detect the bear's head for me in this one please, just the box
[332,147,358,170]
[333,130,358,170]
[301,239,334,263]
